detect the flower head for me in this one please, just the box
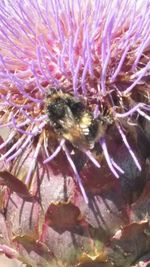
[0,0,150,203]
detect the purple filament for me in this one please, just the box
[6,134,32,162]
[43,139,65,164]
[0,131,16,150]
[99,138,120,178]
[115,103,147,118]
[0,134,26,161]
[124,61,150,95]
[84,150,101,168]
[62,143,89,204]
[116,123,141,171]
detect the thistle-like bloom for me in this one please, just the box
[0,0,150,204]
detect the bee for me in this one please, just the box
[45,89,113,151]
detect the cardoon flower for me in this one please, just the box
[0,0,150,266]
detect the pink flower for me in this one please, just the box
[0,0,150,203]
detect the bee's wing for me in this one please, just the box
[59,106,75,129]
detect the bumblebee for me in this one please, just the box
[45,89,113,151]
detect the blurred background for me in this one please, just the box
[0,255,23,267]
